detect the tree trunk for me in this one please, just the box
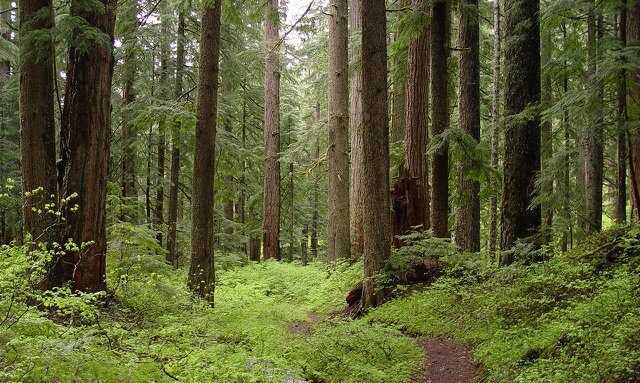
[489,0,501,253]
[223,121,235,238]
[19,0,57,243]
[584,9,604,233]
[349,0,364,260]
[616,2,628,224]
[430,1,450,238]
[541,20,554,233]
[55,0,116,292]
[145,129,152,222]
[120,0,137,209]
[301,224,308,265]
[561,22,572,252]
[311,105,320,260]
[155,1,171,245]
[328,0,351,261]
[0,0,9,78]
[402,0,430,234]
[629,1,640,221]
[360,0,390,309]
[189,0,222,303]
[167,10,185,267]
[239,95,248,256]
[500,0,541,258]
[390,0,408,145]
[262,0,281,261]
[455,0,481,252]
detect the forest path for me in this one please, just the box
[413,337,480,383]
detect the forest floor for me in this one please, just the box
[2,228,640,382]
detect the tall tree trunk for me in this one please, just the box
[223,121,235,238]
[616,2,628,224]
[629,1,640,221]
[167,10,185,267]
[403,0,430,233]
[0,0,9,78]
[262,0,281,260]
[120,0,138,210]
[430,1,450,238]
[301,224,308,265]
[239,95,248,256]
[311,103,320,260]
[500,0,541,258]
[541,21,554,232]
[349,0,364,260]
[19,0,57,243]
[189,0,222,303]
[561,21,572,252]
[328,0,351,261]
[55,0,116,291]
[390,0,408,145]
[455,0,480,252]
[288,159,295,261]
[489,0,501,253]
[145,128,152,222]
[155,1,171,245]
[360,0,390,309]
[584,9,604,233]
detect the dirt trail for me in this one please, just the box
[413,337,480,383]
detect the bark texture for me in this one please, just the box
[489,0,501,252]
[584,10,604,233]
[630,1,640,221]
[616,2,628,224]
[403,0,430,232]
[328,0,350,261]
[120,0,137,207]
[455,0,481,252]
[167,10,185,267]
[541,22,554,232]
[19,0,57,243]
[55,0,116,291]
[430,1,450,238]
[360,0,390,308]
[189,0,222,303]
[262,0,281,260]
[500,0,541,257]
[349,0,364,260]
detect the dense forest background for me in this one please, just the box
[1,0,640,381]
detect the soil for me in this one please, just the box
[413,337,480,383]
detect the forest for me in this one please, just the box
[1,0,640,381]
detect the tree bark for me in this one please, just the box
[390,0,408,145]
[19,0,57,244]
[584,9,604,233]
[55,0,116,291]
[328,0,351,261]
[489,0,501,253]
[349,0,364,260]
[616,2,628,224]
[455,0,481,252]
[360,0,390,308]
[629,1,640,221]
[167,10,185,267]
[311,103,320,260]
[430,1,450,238]
[262,0,281,261]
[541,19,554,233]
[120,0,138,209]
[500,0,541,258]
[189,0,222,303]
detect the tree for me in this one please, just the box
[489,0,501,252]
[403,0,430,232]
[189,0,222,303]
[616,0,628,224]
[630,1,640,220]
[390,0,408,144]
[167,10,185,267]
[327,0,350,261]
[360,0,390,308]
[349,0,364,260]
[500,0,541,257]
[584,8,604,233]
[54,0,117,291]
[262,0,281,261]
[120,0,138,209]
[430,0,450,238]
[455,0,480,252]
[18,0,57,243]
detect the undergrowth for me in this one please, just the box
[2,226,640,382]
